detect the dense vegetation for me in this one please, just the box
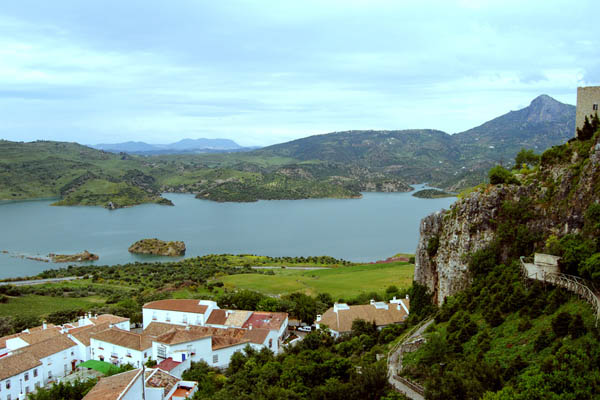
[403,124,600,398]
[412,189,455,199]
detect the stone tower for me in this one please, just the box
[576,86,600,135]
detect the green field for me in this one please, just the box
[0,295,105,318]
[218,262,414,299]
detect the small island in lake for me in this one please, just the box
[412,188,455,199]
[49,250,99,262]
[128,238,186,256]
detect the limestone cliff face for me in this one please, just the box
[415,136,600,305]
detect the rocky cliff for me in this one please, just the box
[415,132,600,305]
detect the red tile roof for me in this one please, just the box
[157,357,181,372]
[242,312,288,331]
[143,299,208,314]
[83,369,142,400]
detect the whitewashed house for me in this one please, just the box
[316,296,410,337]
[90,328,152,368]
[82,368,144,400]
[142,300,218,329]
[64,313,130,332]
[82,368,198,400]
[68,322,112,363]
[0,351,43,399]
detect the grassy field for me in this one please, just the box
[218,261,414,299]
[0,295,105,318]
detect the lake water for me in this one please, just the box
[0,185,455,278]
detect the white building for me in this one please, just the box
[23,335,80,385]
[90,328,151,368]
[63,313,130,332]
[142,299,218,329]
[82,368,198,400]
[0,351,43,399]
[316,296,410,337]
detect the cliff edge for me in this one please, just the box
[415,131,600,305]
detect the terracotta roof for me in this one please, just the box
[0,351,42,380]
[83,369,142,400]
[92,314,129,325]
[147,322,269,346]
[212,336,249,350]
[205,309,227,325]
[145,368,180,396]
[224,310,252,327]
[144,322,183,338]
[91,328,152,351]
[242,312,288,331]
[318,301,409,333]
[242,328,270,345]
[0,324,60,348]
[143,299,208,314]
[155,328,211,346]
[18,327,63,345]
[23,335,77,360]
[157,357,181,372]
[71,323,112,346]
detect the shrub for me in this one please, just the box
[551,312,572,337]
[533,330,552,352]
[427,236,440,258]
[568,314,586,338]
[489,165,519,185]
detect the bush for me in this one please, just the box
[568,314,586,338]
[551,312,572,337]
[427,236,440,258]
[513,148,540,169]
[489,165,519,185]
[534,330,552,352]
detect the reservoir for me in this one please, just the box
[0,186,455,278]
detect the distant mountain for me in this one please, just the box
[254,95,576,188]
[93,138,254,154]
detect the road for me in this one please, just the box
[0,276,83,286]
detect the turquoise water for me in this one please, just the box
[0,186,455,278]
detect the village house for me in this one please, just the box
[0,351,43,399]
[315,296,410,337]
[82,368,198,400]
[576,86,600,135]
[144,322,272,371]
[142,299,218,329]
[63,313,130,332]
[90,328,152,368]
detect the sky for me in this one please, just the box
[0,1,598,147]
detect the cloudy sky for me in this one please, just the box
[0,1,598,146]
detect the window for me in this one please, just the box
[5,380,10,389]
[593,104,598,111]
[212,354,218,364]
[25,386,29,394]
[24,372,29,381]
[71,350,74,356]
[152,312,157,321]
[48,371,52,379]
[33,369,38,378]
[269,339,273,348]
[143,352,147,358]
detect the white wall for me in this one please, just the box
[90,338,150,368]
[40,345,79,385]
[211,343,248,368]
[152,337,212,365]
[0,366,43,399]
[121,372,144,400]
[143,309,205,329]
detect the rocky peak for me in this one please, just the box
[526,94,568,123]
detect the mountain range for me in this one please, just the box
[0,94,577,205]
[93,138,259,155]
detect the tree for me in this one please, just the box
[551,312,572,337]
[576,113,600,140]
[513,148,540,169]
[489,165,519,185]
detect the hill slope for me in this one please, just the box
[255,95,575,188]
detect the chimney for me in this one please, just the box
[109,323,114,329]
[249,324,253,330]
[370,299,375,305]
[185,325,190,331]
[42,321,47,330]
[316,315,322,322]
[405,294,409,300]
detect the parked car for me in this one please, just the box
[298,326,312,332]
